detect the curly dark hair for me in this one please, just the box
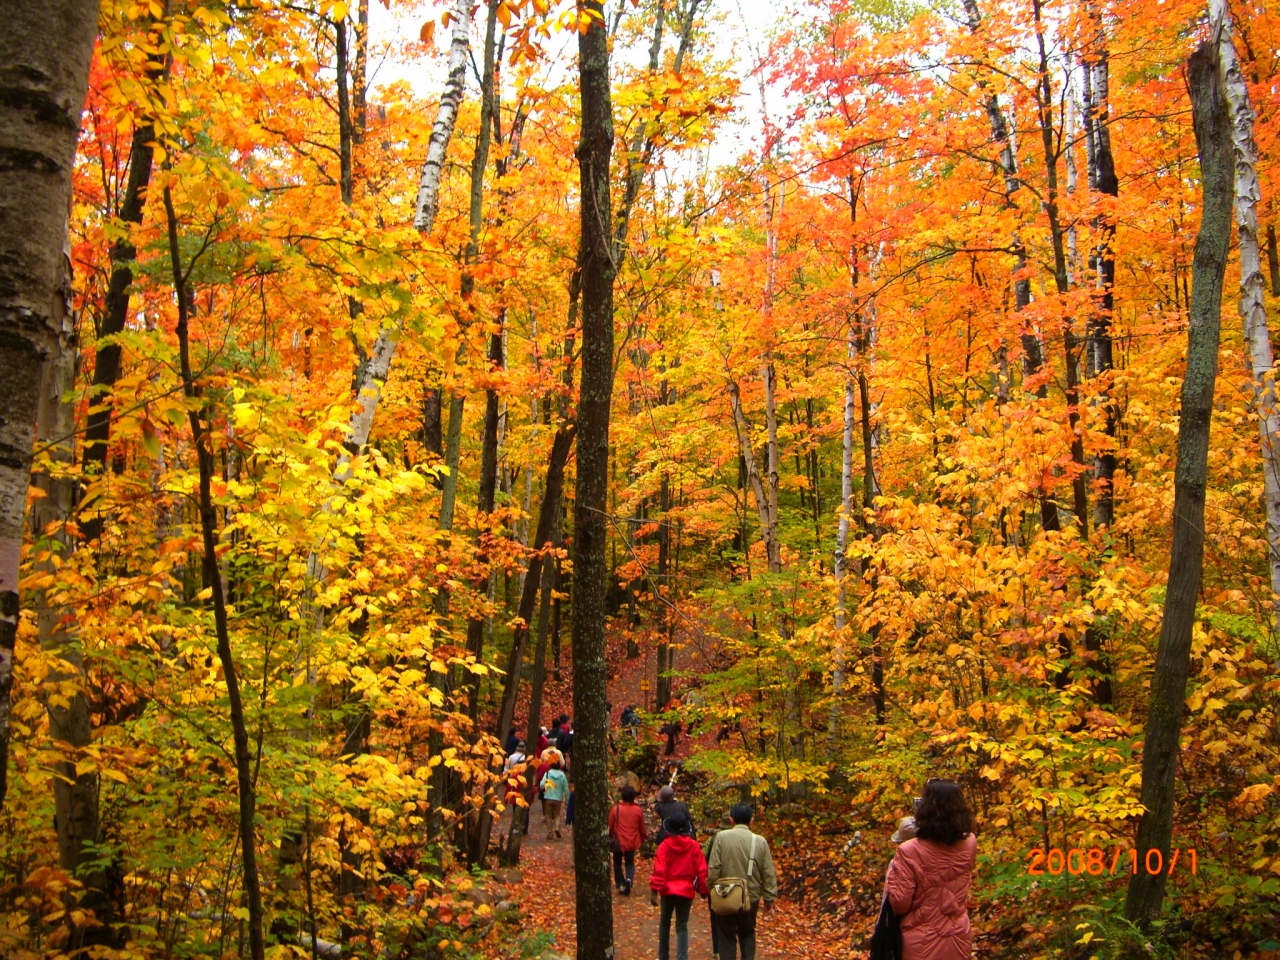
[914,779,974,845]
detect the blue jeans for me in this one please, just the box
[659,895,693,960]
[612,848,635,888]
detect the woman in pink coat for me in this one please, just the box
[885,779,977,960]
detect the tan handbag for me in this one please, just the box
[709,835,760,916]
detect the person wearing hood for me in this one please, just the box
[649,810,708,960]
[654,784,692,847]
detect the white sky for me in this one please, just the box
[362,0,795,171]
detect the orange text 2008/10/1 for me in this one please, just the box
[1025,847,1198,877]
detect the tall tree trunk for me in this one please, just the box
[476,426,574,865]
[655,473,673,710]
[1033,0,1089,537]
[572,2,617,954]
[1081,22,1120,704]
[504,540,557,866]
[81,118,160,545]
[461,0,503,735]
[304,0,470,595]
[495,427,576,742]
[352,0,369,139]
[964,0,1058,533]
[728,381,780,569]
[1084,13,1120,532]
[1124,41,1231,927]
[828,331,856,753]
[857,314,885,727]
[0,0,99,811]
[33,249,113,939]
[1210,0,1280,618]
[165,184,266,960]
[1266,224,1280,298]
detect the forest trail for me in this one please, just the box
[507,811,849,960]
[502,631,854,960]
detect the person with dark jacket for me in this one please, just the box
[649,811,708,960]
[608,785,647,894]
[558,716,574,757]
[654,785,692,847]
[885,778,977,960]
[504,726,520,756]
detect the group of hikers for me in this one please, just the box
[604,776,977,960]
[502,715,576,839]
[606,784,777,960]
[504,715,978,960]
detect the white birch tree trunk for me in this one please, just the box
[304,0,471,598]
[1210,0,1280,616]
[827,333,856,751]
[0,0,100,810]
[727,380,778,567]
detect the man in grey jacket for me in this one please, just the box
[705,803,778,960]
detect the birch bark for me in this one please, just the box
[303,0,470,597]
[1209,0,1280,615]
[0,0,99,811]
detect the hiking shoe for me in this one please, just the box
[556,829,562,838]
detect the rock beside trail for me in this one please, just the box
[493,867,524,885]
[465,886,495,906]
[538,951,572,960]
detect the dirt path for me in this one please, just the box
[495,628,850,959]
[511,816,718,960]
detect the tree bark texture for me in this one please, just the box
[1209,0,1280,616]
[728,382,781,573]
[1083,15,1119,532]
[33,247,114,936]
[0,0,100,811]
[495,426,575,742]
[828,331,856,752]
[81,119,159,544]
[572,2,617,955]
[1124,41,1231,927]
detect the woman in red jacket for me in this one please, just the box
[608,785,647,894]
[885,778,977,960]
[648,810,708,960]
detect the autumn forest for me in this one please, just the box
[1,0,1279,958]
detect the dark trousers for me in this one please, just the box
[659,895,692,960]
[715,904,759,960]
[612,848,636,888]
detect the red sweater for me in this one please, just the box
[608,802,647,852]
[649,835,708,899]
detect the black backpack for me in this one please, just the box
[868,894,902,960]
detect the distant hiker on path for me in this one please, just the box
[884,778,977,960]
[659,718,682,755]
[654,784,692,847]
[706,803,777,960]
[538,758,569,840]
[608,784,647,895]
[620,704,641,742]
[649,810,709,960]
